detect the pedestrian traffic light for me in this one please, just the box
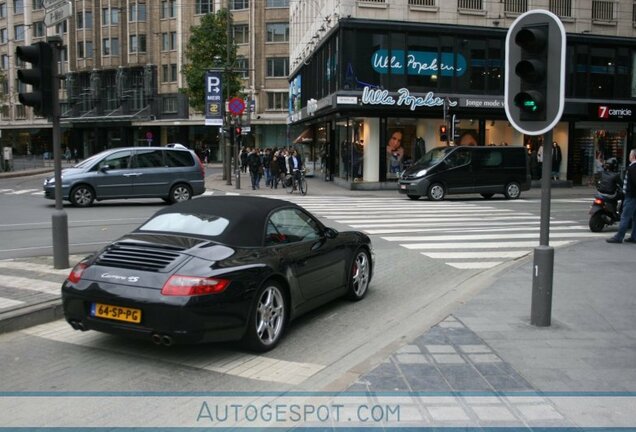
[16,42,54,118]
[505,10,565,136]
[235,127,242,136]
[439,125,448,142]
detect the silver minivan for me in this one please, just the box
[43,146,205,207]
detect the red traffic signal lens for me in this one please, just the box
[235,128,242,135]
[440,126,447,133]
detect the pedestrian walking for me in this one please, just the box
[247,147,263,190]
[607,149,636,244]
[551,142,562,180]
[240,147,248,173]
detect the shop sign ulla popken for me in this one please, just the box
[361,87,457,111]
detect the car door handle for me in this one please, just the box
[123,173,142,177]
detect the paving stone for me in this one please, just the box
[438,321,465,328]
[432,354,465,364]
[425,344,457,354]
[398,364,452,392]
[468,353,502,364]
[459,344,491,353]
[396,344,421,354]
[395,353,428,364]
[516,404,565,421]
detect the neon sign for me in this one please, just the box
[361,87,458,111]
[372,50,466,76]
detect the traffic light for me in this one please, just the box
[235,127,242,136]
[16,42,54,118]
[439,125,448,142]
[504,10,565,136]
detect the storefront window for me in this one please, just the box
[386,119,417,179]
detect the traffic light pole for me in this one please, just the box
[531,130,553,326]
[49,37,69,269]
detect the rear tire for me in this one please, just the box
[243,281,287,352]
[169,183,192,204]
[504,182,521,199]
[70,185,95,207]
[427,183,445,201]
[407,194,420,200]
[589,213,606,232]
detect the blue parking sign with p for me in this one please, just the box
[205,71,223,126]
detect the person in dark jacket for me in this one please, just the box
[607,149,636,243]
[246,147,262,190]
[551,142,562,180]
[270,150,281,189]
[597,158,622,196]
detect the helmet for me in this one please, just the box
[605,157,618,172]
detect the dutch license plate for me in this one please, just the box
[400,184,407,190]
[91,303,142,324]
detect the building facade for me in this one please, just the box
[0,0,290,160]
[289,0,636,187]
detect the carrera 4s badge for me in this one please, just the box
[101,273,140,283]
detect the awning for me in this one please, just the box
[293,128,313,144]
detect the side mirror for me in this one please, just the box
[99,164,111,173]
[324,227,339,239]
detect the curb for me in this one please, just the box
[0,299,64,334]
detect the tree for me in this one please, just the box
[182,9,243,113]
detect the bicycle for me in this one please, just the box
[285,169,307,195]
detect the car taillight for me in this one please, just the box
[68,262,88,284]
[161,275,229,296]
[594,198,604,205]
[195,155,205,177]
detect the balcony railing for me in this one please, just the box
[458,0,483,10]
[592,0,616,21]
[409,0,436,6]
[504,0,527,14]
[549,0,572,18]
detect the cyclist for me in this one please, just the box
[287,149,303,189]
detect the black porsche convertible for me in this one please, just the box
[62,196,374,351]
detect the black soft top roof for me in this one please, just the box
[147,196,301,247]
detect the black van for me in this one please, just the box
[398,146,531,201]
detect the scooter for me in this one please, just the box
[589,190,622,232]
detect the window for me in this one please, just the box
[130,34,147,53]
[233,25,249,44]
[133,150,164,168]
[129,3,146,21]
[1,54,8,69]
[16,104,26,119]
[32,0,43,9]
[103,38,119,56]
[13,0,23,14]
[0,3,5,18]
[161,0,176,18]
[14,24,24,41]
[0,105,9,119]
[78,41,94,58]
[266,0,288,6]
[162,32,177,50]
[98,151,132,170]
[408,0,435,6]
[77,11,94,29]
[266,58,288,77]
[196,0,213,14]
[55,20,67,34]
[33,21,45,38]
[162,97,178,113]
[592,0,616,21]
[549,0,572,18]
[266,209,321,246]
[235,57,249,78]
[457,0,482,10]
[0,28,6,44]
[162,63,177,82]
[504,0,527,14]
[231,0,248,10]
[266,23,289,43]
[102,7,120,25]
[267,92,288,110]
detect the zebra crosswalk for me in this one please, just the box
[272,195,601,270]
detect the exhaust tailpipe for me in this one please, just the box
[151,333,162,345]
[161,335,174,347]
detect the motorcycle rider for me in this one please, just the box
[597,157,623,197]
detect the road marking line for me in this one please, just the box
[364,225,590,235]
[7,189,39,195]
[422,251,530,259]
[383,232,602,242]
[447,262,503,269]
[351,220,574,229]
[400,240,573,250]
[334,216,540,224]
[23,321,325,385]
[0,297,24,309]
